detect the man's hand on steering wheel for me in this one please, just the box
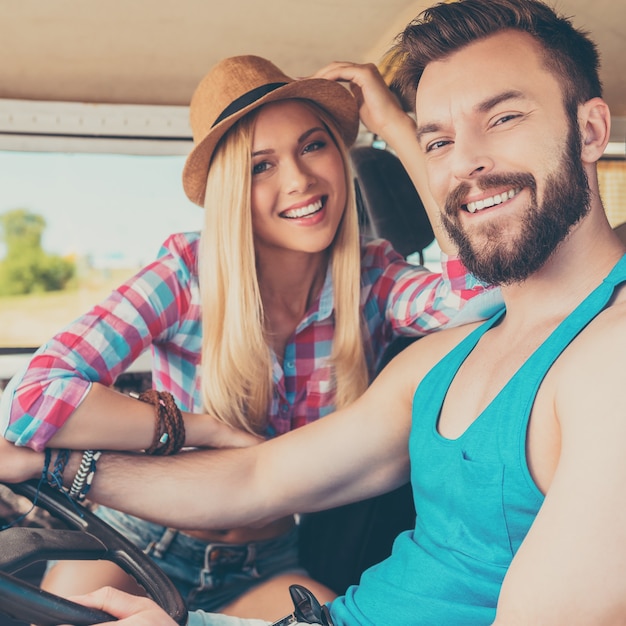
[70,587,179,625]
[0,480,187,625]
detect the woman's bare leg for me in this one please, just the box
[220,573,336,622]
[40,560,146,598]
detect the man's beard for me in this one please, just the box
[441,124,591,286]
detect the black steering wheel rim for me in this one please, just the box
[0,480,187,625]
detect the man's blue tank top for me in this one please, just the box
[330,254,626,625]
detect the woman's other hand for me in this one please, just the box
[191,413,265,449]
[0,435,42,483]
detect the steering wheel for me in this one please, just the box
[0,480,188,625]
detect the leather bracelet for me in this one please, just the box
[131,389,186,455]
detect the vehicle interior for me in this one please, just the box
[0,1,624,624]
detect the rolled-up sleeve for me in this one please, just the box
[0,233,196,451]
[362,239,503,338]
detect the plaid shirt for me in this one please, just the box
[1,232,502,449]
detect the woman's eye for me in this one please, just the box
[303,140,325,154]
[252,161,271,175]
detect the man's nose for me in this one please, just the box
[450,130,495,181]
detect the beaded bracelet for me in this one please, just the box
[131,389,185,455]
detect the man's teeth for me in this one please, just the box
[465,188,521,214]
[282,199,323,219]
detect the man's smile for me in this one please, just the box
[464,187,522,213]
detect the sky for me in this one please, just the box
[0,151,204,268]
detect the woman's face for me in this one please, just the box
[249,100,347,257]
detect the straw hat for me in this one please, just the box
[182,55,360,206]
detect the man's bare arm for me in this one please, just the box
[87,347,421,528]
[1,338,433,529]
[494,306,626,624]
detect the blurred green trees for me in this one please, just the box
[0,209,75,296]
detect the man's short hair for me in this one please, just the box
[389,0,602,113]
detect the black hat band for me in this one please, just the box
[212,82,288,128]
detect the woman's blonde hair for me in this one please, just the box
[198,99,368,434]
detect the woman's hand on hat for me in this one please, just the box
[311,61,415,147]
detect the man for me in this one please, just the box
[2,0,625,623]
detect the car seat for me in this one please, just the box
[298,144,435,595]
[351,144,434,263]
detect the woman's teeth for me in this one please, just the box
[282,199,323,219]
[465,187,521,213]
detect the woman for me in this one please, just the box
[0,56,500,620]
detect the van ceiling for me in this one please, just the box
[1,0,624,138]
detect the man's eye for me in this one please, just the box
[493,113,520,126]
[426,140,451,153]
[252,161,270,175]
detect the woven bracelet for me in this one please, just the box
[69,449,102,502]
[132,389,186,455]
[45,448,71,490]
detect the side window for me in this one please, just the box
[0,100,201,387]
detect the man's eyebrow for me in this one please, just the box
[476,89,526,113]
[416,123,441,143]
[416,90,528,143]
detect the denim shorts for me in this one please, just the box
[94,506,307,612]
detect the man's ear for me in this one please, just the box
[579,97,611,163]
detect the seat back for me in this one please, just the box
[351,145,434,262]
[299,145,424,595]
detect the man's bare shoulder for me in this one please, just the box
[406,320,484,361]
[382,319,485,390]
[561,289,626,369]
[553,288,626,428]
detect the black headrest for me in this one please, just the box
[350,145,434,260]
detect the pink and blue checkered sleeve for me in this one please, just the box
[363,239,503,336]
[0,233,197,451]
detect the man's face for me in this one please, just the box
[415,30,590,285]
